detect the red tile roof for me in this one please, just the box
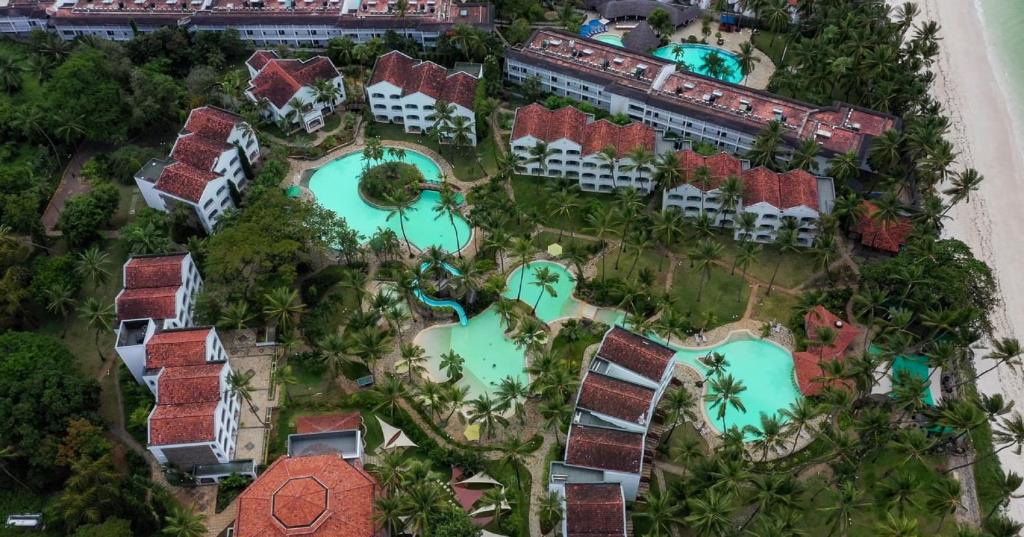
[157,364,223,405]
[116,286,178,322]
[245,50,279,72]
[576,372,655,424]
[596,327,675,382]
[124,254,185,289]
[155,161,220,203]
[793,306,859,396]
[741,167,782,208]
[670,151,820,210]
[565,483,626,537]
[145,328,211,370]
[672,150,744,191]
[235,454,379,537]
[149,401,218,445]
[171,133,229,173]
[249,54,340,108]
[369,51,478,110]
[566,425,644,473]
[780,169,820,210]
[296,413,363,435]
[854,200,913,253]
[183,106,243,142]
[511,104,656,158]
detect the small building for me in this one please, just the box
[792,305,860,396]
[233,453,381,537]
[574,371,657,434]
[589,326,676,399]
[114,253,202,383]
[245,50,346,133]
[622,21,661,54]
[564,424,646,500]
[560,483,627,537]
[135,107,260,233]
[367,50,480,145]
[287,412,365,462]
[510,103,670,193]
[851,200,913,254]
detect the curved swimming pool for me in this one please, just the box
[307,149,470,253]
[669,331,801,438]
[651,44,744,84]
[594,34,625,47]
[503,261,581,324]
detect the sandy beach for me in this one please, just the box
[920,0,1024,522]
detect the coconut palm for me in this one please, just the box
[528,141,556,176]
[348,327,394,369]
[78,298,114,362]
[596,145,620,188]
[947,412,1024,473]
[661,385,698,440]
[162,506,207,537]
[448,115,474,154]
[779,398,818,452]
[439,350,464,381]
[371,374,408,419]
[499,436,530,488]
[385,194,418,256]
[528,266,560,315]
[635,490,680,537]
[75,246,110,287]
[585,205,617,281]
[539,397,572,445]
[745,413,786,461]
[467,393,509,439]
[227,370,265,426]
[441,383,470,425]
[431,100,455,148]
[734,241,760,302]
[538,491,564,535]
[548,189,579,241]
[689,238,724,303]
[622,146,655,189]
[736,40,760,83]
[44,282,77,336]
[685,489,733,537]
[398,342,427,383]
[511,238,535,300]
[653,150,683,195]
[262,286,305,333]
[766,226,798,295]
[432,182,464,257]
[312,78,342,110]
[975,337,1021,380]
[705,373,747,431]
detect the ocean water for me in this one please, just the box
[979,0,1024,119]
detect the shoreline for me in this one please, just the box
[921,0,1024,522]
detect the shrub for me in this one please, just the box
[359,162,423,205]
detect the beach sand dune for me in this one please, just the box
[921,0,1024,522]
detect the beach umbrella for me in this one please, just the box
[463,423,481,441]
[546,243,563,257]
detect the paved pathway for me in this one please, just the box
[42,146,100,235]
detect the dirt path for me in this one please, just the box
[42,146,101,235]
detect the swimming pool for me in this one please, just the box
[594,34,624,47]
[651,44,744,84]
[307,149,470,253]
[667,331,802,437]
[503,261,581,324]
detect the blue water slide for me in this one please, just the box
[414,262,468,326]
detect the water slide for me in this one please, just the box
[413,262,468,326]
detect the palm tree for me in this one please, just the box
[874,513,919,537]
[877,471,922,518]
[537,491,564,535]
[495,375,529,424]
[348,327,394,369]
[528,141,556,177]
[385,194,418,256]
[745,412,786,461]
[398,342,427,383]
[736,41,761,83]
[635,490,680,537]
[0,56,23,92]
[585,205,617,281]
[548,189,579,241]
[374,495,405,537]
[219,301,252,330]
[499,436,530,488]
[975,337,1021,380]
[162,506,207,537]
[779,398,818,452]
[924,477,962,532]
[262,287,305,334]
[312,78,342,111]
[820,481,862,537]
[371,374,408,419]
[651,210,684,272]
[78,298,114,362]
[653,150,682,196]
[734,242,759,303]
[529,266,560,315]
[685,489,733,537]
[622,146,655,190]
[947,412,1024,473]
[689,238,724,303]
[44,282,77,336]
[227,370,265,426]
[942,167,983,210]
[596,145,620,188]
[467,393,509,439]
[539,397,572,444]
[439,350,464,381]
[75,246,110,287]
[402,482,447,536]
[511,238,535,300]
[705,373,747,431]
[766,227,798,295]
[433,183,464,257]
[485,228,513,273]
[441,383,470,425]
[661,386,697,440]
[480,487,509,526]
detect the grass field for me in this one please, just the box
[750,286,801,324]
[671,262,749,328]
[366,123,499,181]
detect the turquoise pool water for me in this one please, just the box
[892,355,934,406]
[594,34,624,47]
[307,149,469,253]
[651,44,744,84]
[667,332,801,438]
[414,262,468,326]
[503,261,581,324]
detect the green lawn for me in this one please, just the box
[752,30,789,66]
[532,230,599,252]
[710,232,818,290]
[601,247,671,289]
[510,175,614,232]
[750,286,800,324]
[670,262,749,328]
[365,123,499,182]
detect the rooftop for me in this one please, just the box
[149,401,218,445]
[235,453,378,537]
[145,327,212,370]
[116,286,179,322]
[511,104,656,158]
[565,424,644,474]
[595,326,675,382]
[564,483,626,537]
[576,371,655,424]
[369,50,479,110]
[855,200,913,253]
[248,53,340,108]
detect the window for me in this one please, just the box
[371,93,384,98]
[216,186,226,195]
[203,199,215,209]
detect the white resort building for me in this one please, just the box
[505,29,899,172]
[509,103,671,193]
[367,50,481,144]
[0,0,493,47]
[662,150,835,246]
[114,252,203,383]
[135,106,261,234]
[549,327,676,510]
[245,50,346,133]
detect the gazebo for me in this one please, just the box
[622,21,662,53]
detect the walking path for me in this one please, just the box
[42,145,100,236]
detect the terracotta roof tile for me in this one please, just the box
[596,327,675,382]
[171,133,229,173]
[511,104,656,158]
[565,483,626,537]
[296,413,363,434]
[854,200,913,253]
[124,254,185,289]
[182,106,243,142]
[804,306,859,359]
[576,372,655,424]
[149,401,217,445]
[235,454,379,537]
[249,55,340,108]
[145,328,211,370]
[780,169,819,210]
[155,161,220,203]
[157,364,223,405]
[673,150,743,191]
[566,425,644,473]
[117,286,178,322]
[741,167,782,207]
[245,50,279,72]
[370,51,478,110]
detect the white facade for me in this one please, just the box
[147,365,241,467]
[245,55,346,133]
[510,135,660,193]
